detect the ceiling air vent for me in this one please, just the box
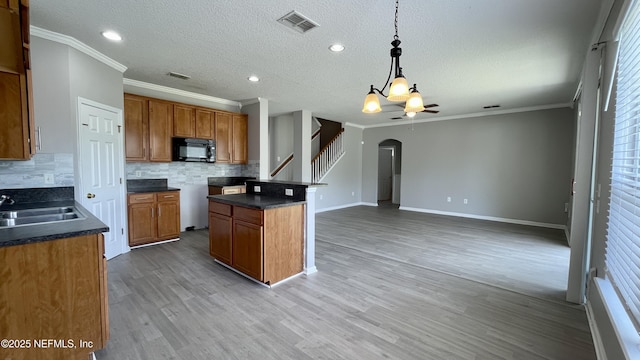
[168,72,191,80]
[277,11,319,33]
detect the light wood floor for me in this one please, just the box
[96,206,595,360]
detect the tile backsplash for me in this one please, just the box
[0,154,259,189]
[126,160,259,185]
[0,153,74,189]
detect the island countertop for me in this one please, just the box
[207,193,306,210]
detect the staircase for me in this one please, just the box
[311,128,344,183]
[270,124,345,183]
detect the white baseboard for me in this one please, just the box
[586,301,608,360]
[304,266,318,275]
[398,206,566,229]
[315,202,376,213]
[129,238,179,249]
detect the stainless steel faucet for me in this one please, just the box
[0,195,15,206]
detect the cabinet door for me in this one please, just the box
[157,193,180,240]
[232,220,263,281]
[0,71,30,160]
[231,114,248,164]
[124,94,148,161]
[209,212,233,265]
[173,104,195,138]
[214,112,232,163]
[195,108,214,139]
[148,100,172,162]
[128,202,156,246]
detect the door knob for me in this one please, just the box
[87,193,96,199]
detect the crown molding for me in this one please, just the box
[30,26,127,73]
[123,78,241,108]
[344,122,366,129]
[364,103,573,129]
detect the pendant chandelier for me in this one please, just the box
[362,0,425,115]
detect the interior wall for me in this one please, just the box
[315,124,363,211]
[269,114,294,179]
[362,108,574,226]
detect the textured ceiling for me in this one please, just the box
[29,0,605,127]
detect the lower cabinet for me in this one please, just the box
[208,200,304,284]
[128,191,180,247]
[0,234,109,359]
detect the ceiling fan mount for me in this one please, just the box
[385,102,440,119]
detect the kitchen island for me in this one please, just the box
[207,179,323,286]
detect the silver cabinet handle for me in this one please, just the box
[36,126,42,151]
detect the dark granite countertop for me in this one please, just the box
[246,179,327,187]
[207,193,305,210]
[208,177,255,187]
[127,187,180,194]
[126,178,180,194]
[0,200,109,248]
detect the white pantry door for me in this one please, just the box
[78,98,127,260]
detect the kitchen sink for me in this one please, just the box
[0,206,85,227]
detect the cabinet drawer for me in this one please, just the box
[222,186,244,194]
[233,206,263,225]
[158,192,179,201]
[209,200,231,216]
[128,193,156,204]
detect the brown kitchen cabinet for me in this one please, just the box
[208,200,304,284]
[215,112,247,164]
[195,108,214,139]
[209,201,232,265]
[208,184,246,195]
[173,103,195,138]
[0,233,109,359]
[0,0,35,160]
[128,191,180,246]
[124,94,173,162]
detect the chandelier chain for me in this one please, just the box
[394,0,399,40]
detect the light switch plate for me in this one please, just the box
[285,188,293,196]
[254,185,261,192]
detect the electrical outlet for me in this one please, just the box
[564,202,569,213]
[254,185,261,193]
[463,199,468,205]
[277,156,281,162]
[44,173,54,184]
[319,194,323,200]
[351,191,355,196]
[285,188,293,196]
[447,196,451,203]
[135,171,142,177]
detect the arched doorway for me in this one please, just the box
[378,139,402,206]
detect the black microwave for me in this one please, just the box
[172,138,215,163]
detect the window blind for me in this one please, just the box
[606,0,640,330]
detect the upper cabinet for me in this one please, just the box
[0,0,35,160]
[124,94,172,162]
[124,93,247,164]
[195,108,214,139]
[215,112,247,164]
[232,114,248,164]
[173,104,195,138]
[173,104,215,140]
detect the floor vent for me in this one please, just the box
[277,11,319,33]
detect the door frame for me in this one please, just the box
[378,146,395,203]
[75,96,129,258]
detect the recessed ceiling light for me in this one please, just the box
[247,75,260,82]
[329,43,345,52]
[102,31,122,41]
